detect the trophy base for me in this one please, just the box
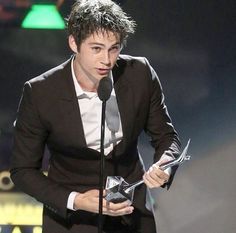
[105,176,134,204]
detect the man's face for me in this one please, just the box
[69,30,121,88]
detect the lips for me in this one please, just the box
[97,68,110,75]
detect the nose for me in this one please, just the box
[101,51,111,66]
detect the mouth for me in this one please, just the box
[97,68,110,76]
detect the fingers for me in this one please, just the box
[143,164,170,188]
[74,189,134,216]
[103,200,134,216]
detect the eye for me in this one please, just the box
[110,45,121,53]
[91,46,101,53]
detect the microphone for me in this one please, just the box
[97,77,112,101]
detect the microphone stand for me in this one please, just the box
[98,100,106,233]
[97,76,112,233]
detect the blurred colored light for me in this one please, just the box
[21,4,65,29]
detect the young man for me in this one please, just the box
[11,0,180,232]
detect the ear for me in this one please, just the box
[68,35,78,53]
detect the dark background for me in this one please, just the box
[0,0,235,233]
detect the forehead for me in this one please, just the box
[83,30,121,46]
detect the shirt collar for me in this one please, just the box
[71,57,86,98]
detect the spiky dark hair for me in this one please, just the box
[66,0,136,48]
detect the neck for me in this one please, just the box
[73,62,98,92]
[77,79,98,92]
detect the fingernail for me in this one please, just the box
[127,208,133,213]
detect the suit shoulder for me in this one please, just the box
[118,54,149,67]
[27,58,71,86]
[117,54,156,81]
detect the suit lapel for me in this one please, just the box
[56,58,87,148]
[112,59,135,155]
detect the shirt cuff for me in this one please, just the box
[67,191,78,211]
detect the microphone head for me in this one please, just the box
[97,77,112,101]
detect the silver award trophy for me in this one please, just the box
[105,139,191,204]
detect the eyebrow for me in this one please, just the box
[88,42,121,47]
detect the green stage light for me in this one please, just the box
[21,4,65,29]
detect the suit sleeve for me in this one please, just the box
[10,81,71,218]
[143,59,181,186]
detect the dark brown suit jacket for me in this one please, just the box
[11,55,180,233]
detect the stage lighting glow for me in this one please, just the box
[0,193,42,225]
[21,4,65,29]
[0,203,42,225]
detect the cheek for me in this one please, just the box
[81,55,94,68]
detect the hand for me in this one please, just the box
[74,189,134,216]
[143,162,170,188]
